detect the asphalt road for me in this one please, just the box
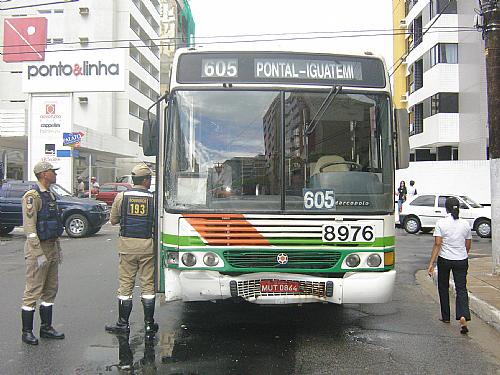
[0,225,498,375]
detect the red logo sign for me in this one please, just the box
[46,104,55,114]
[3,17,47,62]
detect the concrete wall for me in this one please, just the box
[396,160,491,205]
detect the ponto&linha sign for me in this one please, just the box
[22,49,125,93]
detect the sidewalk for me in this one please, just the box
[429,256,500,332]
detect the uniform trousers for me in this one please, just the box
[23,256,59,308]
[118,253,155,297]
[437,256,471,321]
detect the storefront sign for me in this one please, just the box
[22,50,126,92]
[29,95,72,191]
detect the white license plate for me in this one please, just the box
[321,223,375,243]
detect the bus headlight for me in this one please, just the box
[203,252,219,266]
[367,253,382,267]
[166,252,179,265]
[345,254,360,268]
[181,253,197,267]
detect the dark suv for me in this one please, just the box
[0,180,110,238]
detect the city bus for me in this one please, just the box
[143,47,409,305]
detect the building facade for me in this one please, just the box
[0,0,180,192]
[392,0,488,162]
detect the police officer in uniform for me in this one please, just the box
[21,161,65,345]
[105,164,158,337]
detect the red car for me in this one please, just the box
[95,183,132,205]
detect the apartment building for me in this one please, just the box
[0,1,166,191]
[392,0,488,162]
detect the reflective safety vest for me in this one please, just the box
[120,189,154,239]
[35,186,64,241]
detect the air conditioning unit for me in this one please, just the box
[78,97,88,104]
[400,94,408,102]
[79,7,89,16]
[399,19,407,28]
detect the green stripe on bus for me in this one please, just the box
[161,233,395,248]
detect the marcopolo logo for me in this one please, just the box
[27,60,120,80]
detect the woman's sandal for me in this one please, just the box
[459,317,469,334]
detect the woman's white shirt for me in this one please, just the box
[434,214,472,260]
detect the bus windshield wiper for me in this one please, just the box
[305,85,342,136]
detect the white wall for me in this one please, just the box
[396,160,491,205]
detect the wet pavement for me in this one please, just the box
[0,225,499,374]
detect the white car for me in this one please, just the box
[399,194,491,238]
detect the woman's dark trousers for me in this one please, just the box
[437,256,471,321]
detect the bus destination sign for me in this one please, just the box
[254,59,362,81]
[178,52,385,88]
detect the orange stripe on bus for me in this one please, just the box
[183,214,269,246]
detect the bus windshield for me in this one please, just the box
[165,90,393,213]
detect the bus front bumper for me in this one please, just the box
[164,269,396,305]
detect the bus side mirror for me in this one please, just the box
[142,119,158,156]
[394,108,409,169]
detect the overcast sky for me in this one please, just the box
[188,0,394,67]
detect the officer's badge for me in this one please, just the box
[25,195,34,218]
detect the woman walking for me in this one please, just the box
[396,180,407,213]
[427,197,472,334]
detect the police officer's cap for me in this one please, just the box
[131,164,152,177]
[33,161,59,174]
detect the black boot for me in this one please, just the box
[39,305,65,339]
[105,299,132,334]
[117,334,133,370]
[21,309,38,345]
[142,298,159,338]
[141,339,156,370]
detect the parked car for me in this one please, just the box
[399,193,491,238]
[0,180,110,238]
[117,174,156,192]
[95,182,132,205]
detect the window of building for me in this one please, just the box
[430,43,458,67]
[430,0,457,19]
[406,0,419,15]
[130,15,159,58]
[413,16,423,48]
[129,100,153,123]
[129,43,160,81]
[129,72,159,101]
[409,60,423,94]
[414,59,423,91]
[412,103,423,135]
[430,93,459,116]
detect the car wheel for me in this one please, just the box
[403,216,421,234]
[475,219,491,238]
[421,228,433,234]
[65,214,89,238]
[0,225,15,235]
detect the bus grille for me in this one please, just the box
[223,250,341,269]
[236,279,326,298]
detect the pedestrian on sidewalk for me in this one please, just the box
[20,161,65,345]
[396,180,407,212]
[427,196,472,334]
[105,163,158,338]
[407,180,417,198]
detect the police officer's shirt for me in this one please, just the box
[22,182,60,258]
[110,186,153,255]
[433,214,472,261]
